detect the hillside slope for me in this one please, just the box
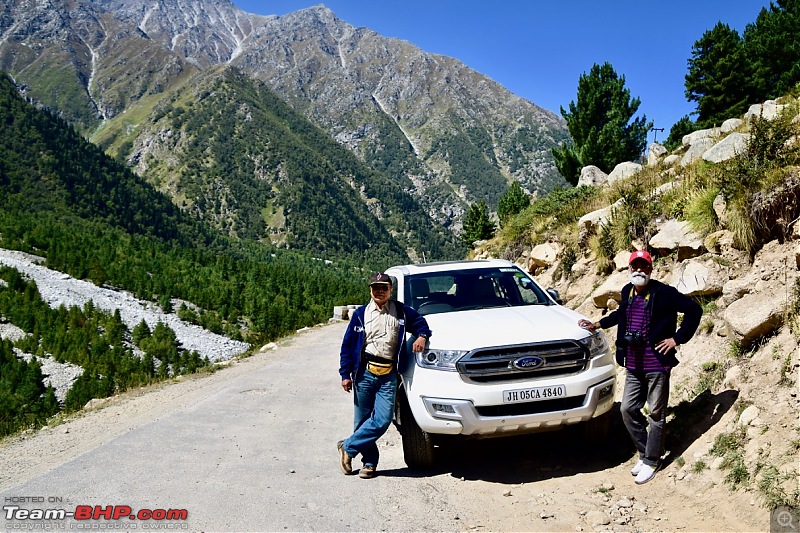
[473,97,800,511]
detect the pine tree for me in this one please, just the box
[685,22,751,127]
[461,200,495,247]
[497,181,530,227]
[552,62,651,184]
[743,0,800,101]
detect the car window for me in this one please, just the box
[405,267,549,315]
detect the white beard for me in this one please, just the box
[630,272,650,287]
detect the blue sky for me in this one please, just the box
[235,1,771,143]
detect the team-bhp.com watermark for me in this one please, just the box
[4,497,188,530]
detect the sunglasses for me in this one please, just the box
[370,284,391,291]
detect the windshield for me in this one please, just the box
[404,267,552,315]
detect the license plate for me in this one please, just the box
[503,384,567,404]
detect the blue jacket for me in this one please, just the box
[339,300,432,380]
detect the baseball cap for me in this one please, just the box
[369,272,392,286]
[628,250,653,265]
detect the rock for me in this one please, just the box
[721,278,752,305]
[712,195,728,229]
[668,258,725,296]
[590,270,630,308]
[681,137,715,166]
[577,165,609,187]
[703,133,750,163]
[578,205,614,234]
[616,497,634,508]
[653,181,679,197]
[530,243,560,267]
[648,143,667,165]
[607,162,643,185]
[738,405,761,427]
[649,220,705,260]
[723,365,743,389]
[683,127,720,147]
[724,292,786,346]
[744,99,786,121]
[84,398,108,411]
[663,154,680,166]
[720,118,744,133]
[613,251,631,271]
[585,511,610,526]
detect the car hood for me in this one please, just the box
[423,305,592,350]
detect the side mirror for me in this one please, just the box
[546,288,563,305]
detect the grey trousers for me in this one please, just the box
[620,371,670,467]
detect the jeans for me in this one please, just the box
[620,371,669,467]
[342,366,398,468]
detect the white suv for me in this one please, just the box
[386,259,616,467]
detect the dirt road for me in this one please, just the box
[0,322,768,531]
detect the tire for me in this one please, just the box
[398,395,435,468]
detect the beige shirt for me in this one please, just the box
[364,299,400,361]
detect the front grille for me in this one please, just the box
[457,340,588,383]
[475,395,586,417]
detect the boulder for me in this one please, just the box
[680,138,715,166]
[682,127,720,147]
[647,143,668,165]
[720,118,743,133]
[613,251,631,271]
[723,291,786,346]
[590,270,630,308]
[668,258,726,296]
[607,162,642,185]
[744,99,785,122]
[577,165,609,187]
[653,181,680,196]
[529,243,560,267]
[578,205,614,233]
[702,133,751,164]
[663,154,681,167]
[649,220,705,260]
[721,278,753,306]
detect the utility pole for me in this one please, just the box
[650,126,665,144]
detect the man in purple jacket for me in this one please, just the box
[579,250,702,484]
[337,272,432,479]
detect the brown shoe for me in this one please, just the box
[337,440,352,475]
[358,465,376,479]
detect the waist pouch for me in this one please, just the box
[365,355,394,376]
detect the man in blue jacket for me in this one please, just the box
[337,272,432,479]
[579,250,702,485]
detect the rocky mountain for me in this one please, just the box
[0,0,569,252]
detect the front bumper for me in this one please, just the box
[403,366,616,437]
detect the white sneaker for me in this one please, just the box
[630,459,644,476]
[634,464,657,485]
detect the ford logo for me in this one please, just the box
[512,356,545,370]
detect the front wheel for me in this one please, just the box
[397,395,435,468]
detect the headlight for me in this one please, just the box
[578,331,610,359]
[416,349,467,371]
